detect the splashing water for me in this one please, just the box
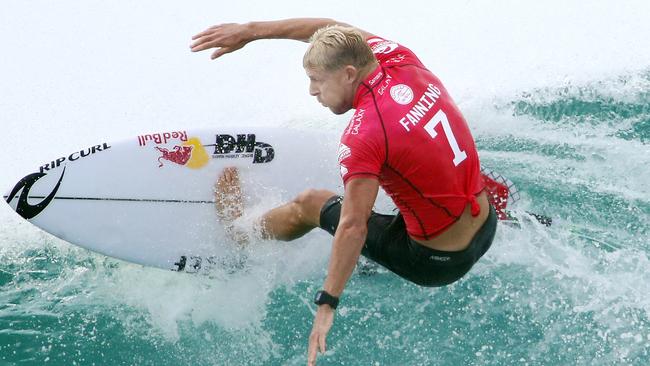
[1,1,650,365]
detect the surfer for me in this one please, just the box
[192,18,497,365]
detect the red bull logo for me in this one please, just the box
[155,145,193,167]
[154,137,210,169]
[138,131,188,146]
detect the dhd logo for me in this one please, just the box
[212,134,274,164]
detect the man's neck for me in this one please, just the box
[356,61,380,85]
[348,61,381,110]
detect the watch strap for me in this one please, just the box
[314,290,339,309]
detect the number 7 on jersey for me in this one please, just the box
[423,109,467,166]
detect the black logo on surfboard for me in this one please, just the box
[5,167,66,219]
[172,254,248,274]
[211,134,274,164]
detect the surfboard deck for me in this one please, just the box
[4,128,350,272]
[4,126,529,273]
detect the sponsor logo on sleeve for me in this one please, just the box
[367,38,399,55]
[337,143,351,163]
[340,164,348,177]
[390,84,414,105]
[345,109,365,135]
[337,143,351,178]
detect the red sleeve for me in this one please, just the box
[338,126,384,185]
[366,36,425,68]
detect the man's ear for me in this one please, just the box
[344,65,358,84]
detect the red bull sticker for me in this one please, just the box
[154,137,210,169]
[155,145,193,167]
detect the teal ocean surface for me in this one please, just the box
[1,2,649,365]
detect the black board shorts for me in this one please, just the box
[319,196,497,287]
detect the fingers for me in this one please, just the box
[228,167,239,183]
[190,38,241,59]
[190,36,217,52]
[223,167,232,182]
[223,167,238,183]
[319,335,326,354]
[307,333,319,366]
[190,28,224,52]
[190,23,248,59]
[216,167,236,188]
[307,307,335,365]
[210,47,231,60]
[307,331,328,366]
[191,25,222,40]
[190,24,233,51]
[211,42,246,59]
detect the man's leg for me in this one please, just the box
[214,167,337,242]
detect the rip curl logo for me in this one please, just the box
[5,167,66,219]
[39,143,110,174]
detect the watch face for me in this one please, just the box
[315,292,322,301]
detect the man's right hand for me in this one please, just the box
[190,18,367,61]
[190,23,253,60]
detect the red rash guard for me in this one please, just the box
[338,36,484,241]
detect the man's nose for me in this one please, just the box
[309,84,319,96]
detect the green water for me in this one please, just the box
[1,71,649,365]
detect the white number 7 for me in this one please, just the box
[423,109,467,166]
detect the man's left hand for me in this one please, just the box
[307,305,335,366]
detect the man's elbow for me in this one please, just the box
[337,218,368,241]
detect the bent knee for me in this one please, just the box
[293,189,337,224]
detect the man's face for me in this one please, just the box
[305,66,355,115]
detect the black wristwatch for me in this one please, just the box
[313,290,339,309]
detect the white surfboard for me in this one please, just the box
[4,127,348,272]
[4,126,529,273]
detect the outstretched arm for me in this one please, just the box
[307,177,379,366]
[190,18,374,60]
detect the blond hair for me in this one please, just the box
[303,25,376,71]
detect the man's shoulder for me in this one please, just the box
[365,36,424,68]
[341,107,384,144]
